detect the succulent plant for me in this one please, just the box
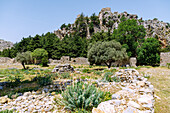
[59,82,104,111]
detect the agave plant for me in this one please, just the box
[59,82,104,111]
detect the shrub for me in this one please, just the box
[81,76,86,80]
[60,72,70,79]
[36,74,52,86]
[112,76,120,82]
[41,57,48,67]
[5,74,24,87]
[72,109,91,113]
[103,92,112,101]
[82,69,91,73]
[102,72,113,82]
[167,63,170,69]
[94,71,102,76]
[59,82,104,111]
[0,110,13,113]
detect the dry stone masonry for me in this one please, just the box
[129,57,137,67]
[92,69,155,113]
[160,52,170,66]
[52,64,74,73]
[50,56,90,65]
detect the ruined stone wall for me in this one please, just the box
[50,56,90,65]
[130,57,137,67]
[160,52,170,66]
[71,57,90,65]
[0,57,12,63]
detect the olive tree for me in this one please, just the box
[15,51,32,69]
[32,48,48,66]
[87,40,128,68]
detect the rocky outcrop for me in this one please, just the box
[54,7,170,46]
[0,39,13,51]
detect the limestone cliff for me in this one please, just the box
[0,39,14,51]
[54,7,170,47]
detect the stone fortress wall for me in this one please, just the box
[160,52,170,66]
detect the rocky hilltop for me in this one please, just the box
[0,39,13,51]
[54,7,170,47]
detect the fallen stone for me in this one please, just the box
[0,97,9,104]
[127,101,140,109]
[96,100,116,113]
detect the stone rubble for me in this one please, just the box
[0,91,58,112]
[92,69,155,113]
[0,69,155,113]
[52,64,74,73]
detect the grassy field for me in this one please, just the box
[137,67,170,113]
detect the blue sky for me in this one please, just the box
[0,0,170,43]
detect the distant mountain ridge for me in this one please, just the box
[54,7,170,47]
[0,39,13,51]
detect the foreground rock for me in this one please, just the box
[0,91,58,112]
[92,69,154,113]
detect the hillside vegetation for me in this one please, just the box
[0,8,170,66]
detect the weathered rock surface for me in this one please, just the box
[92,69,155,113]
[0,39,13,51]
[52,64,74,73]
[54,8,170,47]
[0,92,57,112]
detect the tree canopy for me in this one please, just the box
[32,48,48,66]
[137,38,161,65]
[15,51,32,69]
[112,19,146,57]
[87,40,128,68]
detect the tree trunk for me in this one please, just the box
[22,62,26,69]
[108,62,112,68]
[105,62,112,68]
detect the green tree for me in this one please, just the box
[32,48,48,66]
[87,40,128,68]
[15,51,32,69]
[90,13,100,26]
[137,38,161,65]
[90,31,112,43]
[112,19,146,57]
[52,35,88,59]
[160,45,170,52]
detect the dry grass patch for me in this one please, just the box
[138,67,170,113]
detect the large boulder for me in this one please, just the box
[0,97,10,104]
